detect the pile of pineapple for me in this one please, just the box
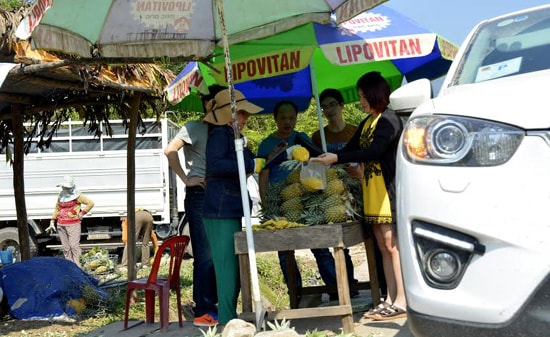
[81,247,117,275]
[259,146,363,228]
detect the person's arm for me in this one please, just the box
[51,200,60,220]
[337,115,400,164]
[310,152,338,166]
[294,132,324,156]
[151,228,159,255]
[165,137,205,187]
[78,194,95,216]
[164,137,186,180]
[121,218,128,244]
[47,200,60,233]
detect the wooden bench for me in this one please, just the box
[234,220,380,334]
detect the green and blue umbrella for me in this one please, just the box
[167,5,459,113]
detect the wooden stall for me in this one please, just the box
[234,220,381,334]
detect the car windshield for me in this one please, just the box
[451,6,550,86]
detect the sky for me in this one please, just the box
[385,0,550,47]
[384,0,549,45]
[384,0,550,90]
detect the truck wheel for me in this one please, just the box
[0,227,38,261]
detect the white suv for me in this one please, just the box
[390,5,550,337]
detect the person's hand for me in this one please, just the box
[46,220,56,234]
[346,162,365,180]
[254,158,266,173]
[310,153,338,166]
[186,176,206,188]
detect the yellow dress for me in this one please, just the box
[359,114,393,225]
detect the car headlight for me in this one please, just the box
[403,115,524,166]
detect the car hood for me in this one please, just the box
[420,70,550,129]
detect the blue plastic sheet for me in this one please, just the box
[0,256,106,319]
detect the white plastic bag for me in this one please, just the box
[299,161,327,192]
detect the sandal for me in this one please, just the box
[363,301,391,318]
[370,305,407,321]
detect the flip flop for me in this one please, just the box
[370,305,407,321]
[363,301,391,319]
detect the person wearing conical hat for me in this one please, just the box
[49,176,95,268]
[201,88,264,324]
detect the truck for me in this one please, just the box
[0,117,188,260]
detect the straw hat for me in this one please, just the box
[203,89,263,125]
[57,176,75,188]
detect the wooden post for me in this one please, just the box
[126,92,141,281]
[11,104,32,260]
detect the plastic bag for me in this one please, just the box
[300,161,327,192]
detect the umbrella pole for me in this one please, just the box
[310,59,327,152]
[215,0,266,330]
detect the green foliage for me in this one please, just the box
[246,101,365,154]
[306,328,329,337]
[0,0,24,10]
[170,99,365,154]
[163,63,186,77]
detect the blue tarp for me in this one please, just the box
[0,257,106,319]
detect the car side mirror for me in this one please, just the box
[390,78,432,118]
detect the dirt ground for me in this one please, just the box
[0,316,105,337]
[0,246,372,337]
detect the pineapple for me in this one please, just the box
[285,209,303,222]
[81,284,104,307]
[292,146,310,162]
[280,182,304,201]
[301,192,325,225]
[286,168,301,184]
[280,197,304,214]
[67,298,86,314]
[301,177,323,192]
[253,217,306,230]
[326,168,339,182]
[324,204,348,223]
[259,180,285,221]
[322,194,345,209]
[324,179,346,195]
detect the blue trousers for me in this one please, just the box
[278,248,356,289]
[185,186,218,317]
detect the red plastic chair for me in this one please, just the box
[123,235,190,332]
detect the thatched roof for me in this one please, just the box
[0,6,180,268]
[0,6,177,120]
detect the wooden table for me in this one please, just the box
[234,220,380,333]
